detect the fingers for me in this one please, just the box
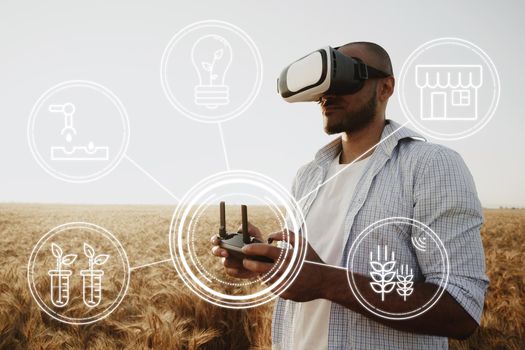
[242,259,274,274]
[211,234,258,279]
[211,245,229,258]
[242,243,283,261]
[266,229,311,261]
[210,235,229,258]
[237,221,263,240]
[210,235,220,246]
[225,267,256,279]
[224,258,257,278]
[223,257,243,269]
[268,229,296,246]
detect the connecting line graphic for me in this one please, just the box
[126,121,411,276]
[129,258,172,271]
[124,154,181,202]
[129,258,346,273]
[218,123,231,170]
[128,258,348,276]
[304,260,349,271]
[298,120,411,203]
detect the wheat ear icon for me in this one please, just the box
[369,245,397,302]
[396,264,414,301]
[370,245,396,301]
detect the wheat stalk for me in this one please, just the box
[396,264,414,301]
[369,245,397,301]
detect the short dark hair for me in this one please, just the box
[339,41,393,76]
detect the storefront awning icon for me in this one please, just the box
[415,65,483,120]
[416,65,482,89]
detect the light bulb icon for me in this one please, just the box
[191,34,232,109]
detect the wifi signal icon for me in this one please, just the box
[411,236,427,252]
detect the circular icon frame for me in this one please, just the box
[27,222,131,325]
[160,20,263,123]
[346,217,449,320]
[27,80,130,183]
[169,170,307,309]
[397,37,501,140]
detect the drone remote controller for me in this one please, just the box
[217,201,273,263]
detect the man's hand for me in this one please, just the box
[211,222,330,302]
[210,222,262,279]
[242,229,328,302]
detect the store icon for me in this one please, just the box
[416,65,483,121]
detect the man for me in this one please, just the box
[211,42,489,349]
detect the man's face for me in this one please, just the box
[319,47,380,134]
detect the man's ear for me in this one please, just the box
[378,76,395,102]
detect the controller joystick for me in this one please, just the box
[217,201,273,263]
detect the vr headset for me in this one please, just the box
[277,46,390,103]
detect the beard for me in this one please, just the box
[323,89,377,135]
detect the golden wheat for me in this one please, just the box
[0,204,523,349]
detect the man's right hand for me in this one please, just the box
[210,221,263,279]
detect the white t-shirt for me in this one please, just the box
[291,152,370,350]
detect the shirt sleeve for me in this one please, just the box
[413,146,489,324]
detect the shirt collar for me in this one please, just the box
[313,119,425,168]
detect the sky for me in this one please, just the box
[0,0,523,208]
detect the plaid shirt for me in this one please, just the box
[272,119,489,350]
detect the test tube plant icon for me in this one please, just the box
[80,243,109,308]
[48,243,77,307]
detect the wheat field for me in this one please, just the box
[0,204,523,349]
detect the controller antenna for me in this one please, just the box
[242,205,250,244]
[219,201,227,238]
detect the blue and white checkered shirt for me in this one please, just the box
[272,119,489,350]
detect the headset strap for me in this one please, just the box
[354,61,391,80]
[332,45,391,79]
[366,65,391,78]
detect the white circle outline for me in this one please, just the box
[174,174,302,306]
[351,221,445,316]
[169,170,307,309]
[397,37,501,140]
[179,179,297,299]
[27,80,130,183]
[346,217,450,320]
[27,222,131,325]
[160,20,263,124]
[173,181,299,308]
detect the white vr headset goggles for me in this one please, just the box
[277,46,390,103]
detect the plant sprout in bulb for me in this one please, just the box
[191,34,233,109]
